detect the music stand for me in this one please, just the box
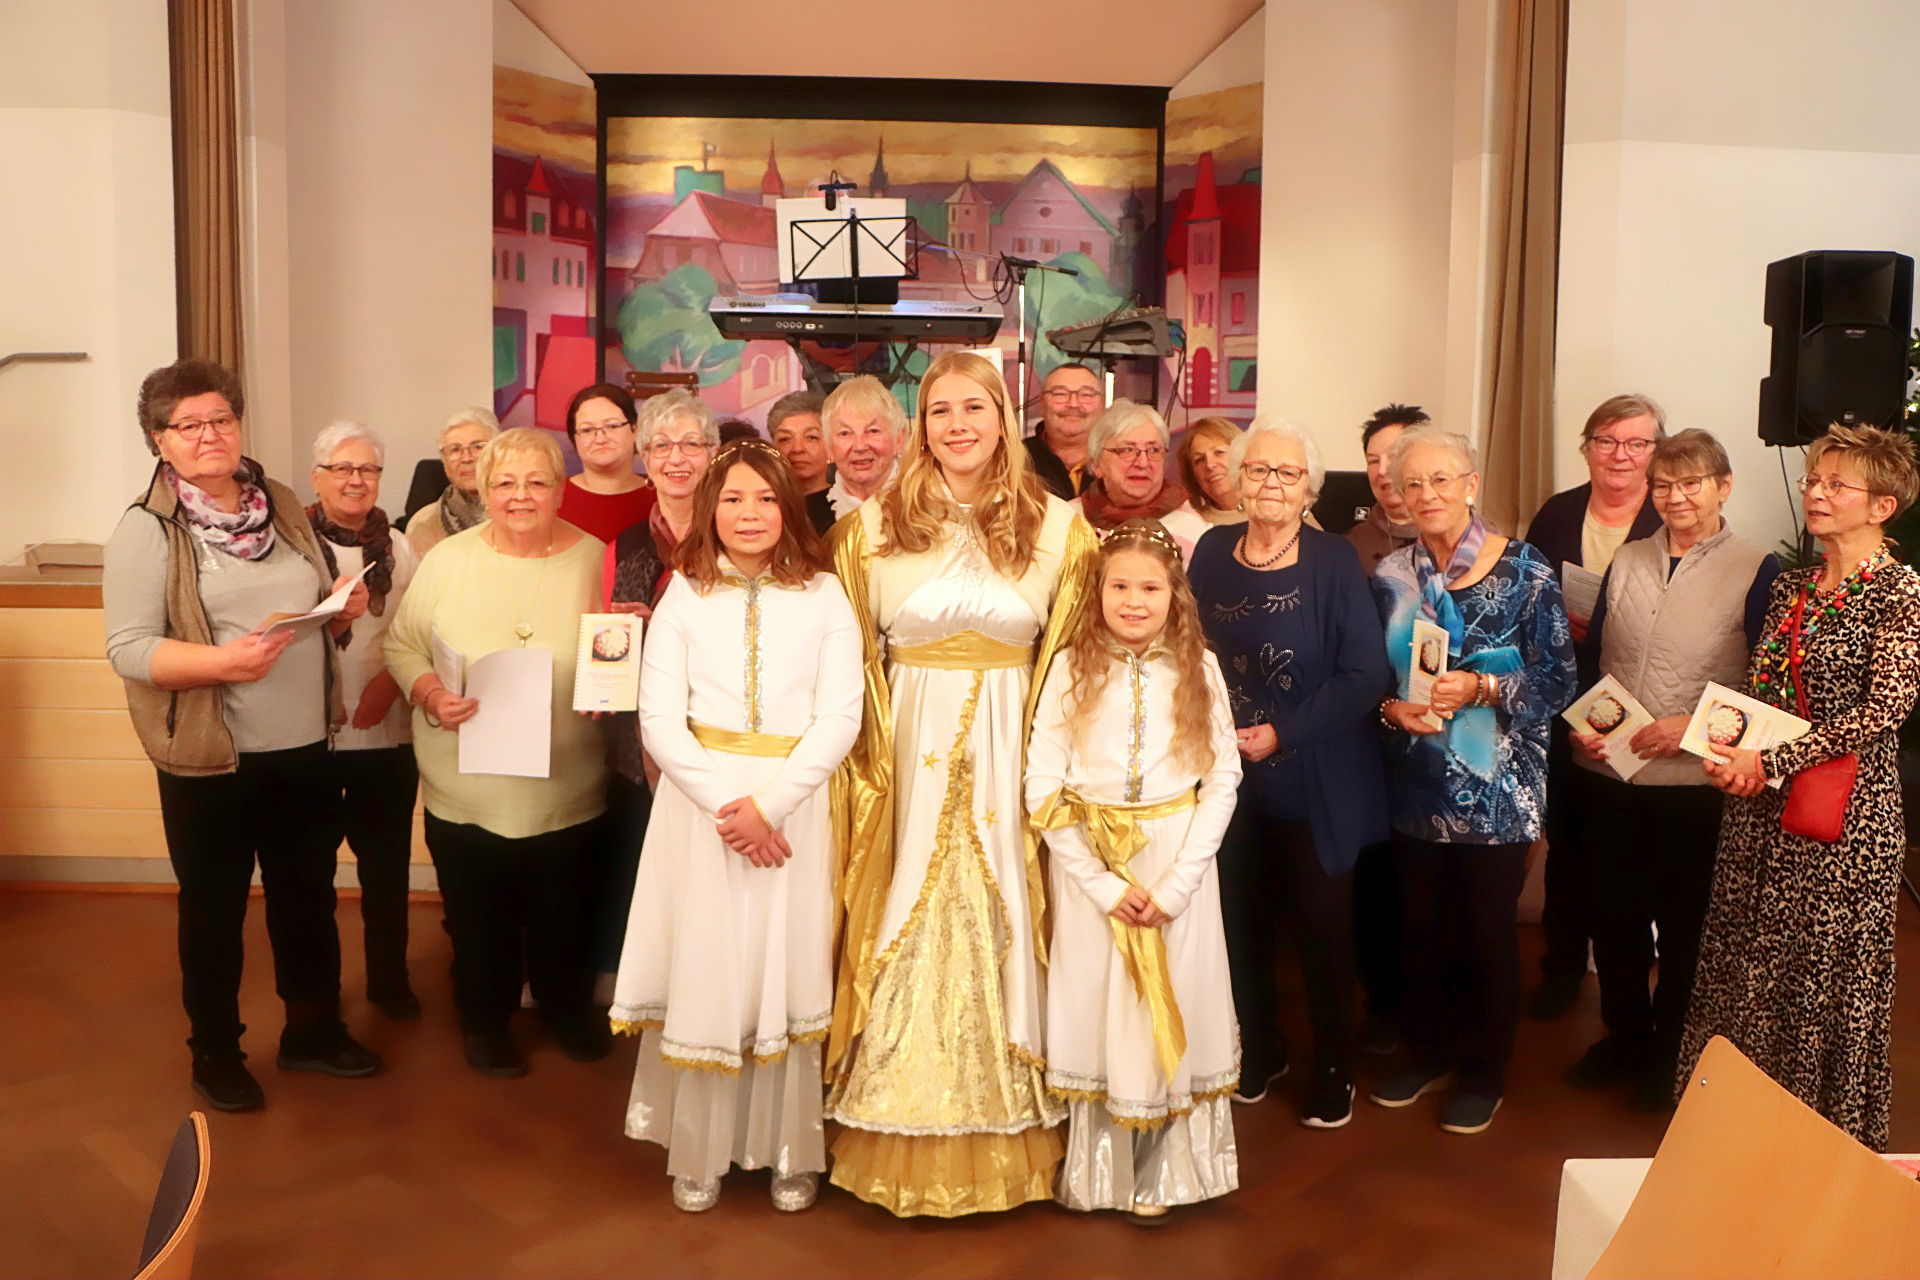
[776,197,918,389]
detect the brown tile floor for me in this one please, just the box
[4,887,1917,1278]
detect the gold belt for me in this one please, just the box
[887,630,1036,671]
[688,719,800,757]
[1029,786,1199,1085]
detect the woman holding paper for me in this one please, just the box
[610,439,861,1214]
[1186,418,1392,1128]
[1370,425,1576,1135]
[1679,425,1920,1149]
[103,358,381,1113]
[1563,429,1777,1107]
[385,427,611,1079]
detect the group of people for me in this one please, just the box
[102,350,1920,1232]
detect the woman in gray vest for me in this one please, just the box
[1565,429,1776,1108]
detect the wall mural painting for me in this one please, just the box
[1163,81,1262,427]
[493,66,599,434]
[604,116,1160,428]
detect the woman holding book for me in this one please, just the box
[1370,425,1576,1135]
[1679,425,1920,1149]
[1563,429,1776,1108]
[385,428,610,1079]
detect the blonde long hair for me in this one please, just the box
[1063,521,1216,774]
[875,350,1048,577]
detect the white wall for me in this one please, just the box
[0,0,178,556]
[496,0,591,85]
[1171,6,1264,100]
[1256,0,1459,472]
[1558,0,1920,547]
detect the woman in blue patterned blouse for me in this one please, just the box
[1367,426,1576,1135]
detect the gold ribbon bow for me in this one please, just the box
[1030,785,1196,1086]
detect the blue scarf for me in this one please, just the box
[1411,512,1488,661]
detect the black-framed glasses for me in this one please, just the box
[317,463,384,480]
[1650,474,1715,498]
[165,414,241,440]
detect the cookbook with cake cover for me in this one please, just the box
[573,614,643,713]
[1679,681,1809,777]
[1407,618,1450,732]
[1563,674,1659,780]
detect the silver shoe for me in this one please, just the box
[770,1172,818,1212]
[672,1176,720,1213]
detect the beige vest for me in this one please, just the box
[1584,524,1770,787]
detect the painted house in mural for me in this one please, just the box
[1164,151,1259,414]
[493,154,596,429]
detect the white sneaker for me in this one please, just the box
[672,1176,720,1212]
[770,1172,818,1212]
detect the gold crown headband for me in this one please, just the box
[711,436,788,471]
[1105,519,1185,563]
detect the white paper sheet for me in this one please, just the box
[1408,618,1449,731]
[1560,562,1603,624]
[430,627,465,693]
[255,561,372,639]
[1563,674,1658,780]
[457,647,553,777]
[572,614,642,713]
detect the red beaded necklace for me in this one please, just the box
[1753,542,1890,706]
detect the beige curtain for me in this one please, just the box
[1479,0,1567,534]
[168,0,244,374]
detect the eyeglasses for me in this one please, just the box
[1798,474,1875,499]
[1398,473,1463,497]
[645,438,714,459]
[1045,388,1103,405]
[1106,444,1167,463]
[165,414,241,440]
[441,442,486,460]
[317,463,384,480]
[574,420,632,440]
[1241,462,1309,487]
[488,477,556,496]
[1650,474,1716,498]
[1588,435,1657,457]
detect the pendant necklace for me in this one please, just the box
[489,528,553,645]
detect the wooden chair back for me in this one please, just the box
[624,370,701,402]
[132,1112,211,1280]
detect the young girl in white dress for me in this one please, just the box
[1026,519,1244,1218]
[610,440,864,1214]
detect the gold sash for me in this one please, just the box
[1029,786,1197,1086]
[689,719,800,758]
[888,631,1037,671]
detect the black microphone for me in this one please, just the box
[819,173,858,211]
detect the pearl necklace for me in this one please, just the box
[1238,524,1301,569]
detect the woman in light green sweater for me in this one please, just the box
[386,428,609,1078]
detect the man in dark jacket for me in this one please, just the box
[1025,363,1103,500]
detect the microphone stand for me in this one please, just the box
[999,255,1078,427]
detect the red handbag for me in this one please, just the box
[1778,590,1857,843]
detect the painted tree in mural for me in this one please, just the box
[616,263,744,386]
[1027,252,1129,373]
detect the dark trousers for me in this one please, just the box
[154,741,344,1057]
[424,811,600,1036]
[591,775,651,974]
[1352,839,1400,1016]
[1538,736,1592,980]
[330,746,418,995]
[1216,784,1356,1072]
[1579,775,1722,1075]
[1395,834,1530,1095]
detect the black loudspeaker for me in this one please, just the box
[1758,250,1913,445]
[1311,470,1375,536]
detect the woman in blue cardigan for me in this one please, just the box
[1189,418,1392,1131]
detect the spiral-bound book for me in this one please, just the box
[573,613,643,713]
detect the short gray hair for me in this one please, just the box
[438,406,499,449]
[1228,416,1326,497]
[1386,424,1480,487]
[636,388,718,450]
[823,375,907,440]
[477,427,565,492]
[1087,399,1170,466]
[311,419,384,468]
[766,389,825,437]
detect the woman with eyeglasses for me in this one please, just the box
[1521,394,1667,1024]
[558,382,656,546]
[408,407,499,557]
[386,428,612,1078]
[1072,400,1210,561]
[1678,425,1920,1150]
[1187,418,1393,1129]
[1561,429,1776,1108]
[307,420,425,1022]
[104,359,381,1112]
[1370,425,1575,1135]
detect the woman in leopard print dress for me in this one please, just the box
[1679,425,1920,1150]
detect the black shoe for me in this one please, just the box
[1526,972,1584,1021]
[370,987,422,1021]
[1232,1055,1289,1105]
[1369,1062,1454,1108]
[277,1028,384,1078]
[191,1052,264,1113]
[1357,1012,1401,1057]
[463,1030,529,1079]
[1439,1089,1502,1134]
[1632,1067,1678,1113]
[547,1014,613,1063]
[1564,1035,1650,1090]
[1299,1065,1355,1129]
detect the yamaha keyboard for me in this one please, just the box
[709,295,1004,343]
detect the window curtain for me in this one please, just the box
[1478,0,1568,534]
[168,0,244,374]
